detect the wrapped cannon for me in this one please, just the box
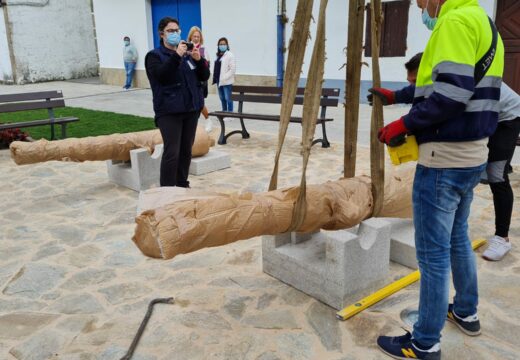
[132,166,415,259]
[10,126,213,165]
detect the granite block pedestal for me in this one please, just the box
[107,145,230,191]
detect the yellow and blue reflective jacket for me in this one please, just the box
[403,0,505,144]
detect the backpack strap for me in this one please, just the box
[474,16,498,85]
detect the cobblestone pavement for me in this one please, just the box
[0,81,519,359]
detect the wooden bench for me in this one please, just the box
[0,90,79,140]
[208,85,340,148]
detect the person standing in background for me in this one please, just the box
[480,83,520,261]
[145,17,210,188]
[188,26,212,131]
[213,37,236,112]
[123,36,138,90]
[188,26,210,95]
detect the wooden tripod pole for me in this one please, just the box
[370,0,385,216]
[344,0,366,178]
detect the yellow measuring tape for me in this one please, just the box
[336,238,487,320]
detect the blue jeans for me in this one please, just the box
[218,84,233,111]
[124,62,136,89]
[412,163,485,347]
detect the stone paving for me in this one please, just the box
[0,81,520,359]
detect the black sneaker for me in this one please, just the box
[377,331,441,359]
[447,303,481,336]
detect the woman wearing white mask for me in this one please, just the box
[212,37,236,112]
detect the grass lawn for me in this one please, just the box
[0,107,156,140]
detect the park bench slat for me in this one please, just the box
[209,85,340,148]
[0,90,64,103]
[0,91,78,140]
[0,99,66,113]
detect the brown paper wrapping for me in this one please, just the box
[132,166,415,259]
[10,126,212,165]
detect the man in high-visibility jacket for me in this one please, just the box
[370,54,520,264]
[376,0,504,359]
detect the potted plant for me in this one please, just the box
[0,128,31,149]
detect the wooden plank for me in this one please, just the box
[381,0,409,57]
[232,86,284,94]
[232,85,340,97]
[231,94,283,104]
[370,0,385,217]
[0,91,63,103]
[344,0,366,178]
[231,94,338,106]
[0,99,66,113]
[0,117,78,130]
[208,111,333,123]
[497,0,520,93]
[365,1,409,58]
[364,2,384,57]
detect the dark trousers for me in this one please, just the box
[486,117,520,237]
[156,111,200,187]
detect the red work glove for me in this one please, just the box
[378,117,409,147]
[367,87,395,106]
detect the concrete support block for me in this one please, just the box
[106,145,162,192]
[106,145,230,191]
[387,218,417,269]
[189,150,230,175]
[262,218,392,310]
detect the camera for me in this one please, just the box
[184,42,194,51]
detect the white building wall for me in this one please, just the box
[91,0,498,86]
[0,9,13,83]
[201,0,432,82]
[202,0,498,83]
[201,0,277,76]
[92,0,152,71]
[5,0,98,84]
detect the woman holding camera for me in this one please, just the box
[213,37,236,112]
[145,17,210,188]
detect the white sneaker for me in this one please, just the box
[482,235,511,261]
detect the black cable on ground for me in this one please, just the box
[120,297,175,360]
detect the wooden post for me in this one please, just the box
[370,0,385,216]
[344,0,365,178]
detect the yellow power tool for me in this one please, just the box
[387,134,419,165]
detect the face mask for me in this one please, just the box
[124,40,130,46]
[218,45,228,53]
[166,32,181,46]
[422,0,439,31]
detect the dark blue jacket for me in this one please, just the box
[394,85,415,104]
[396,84,500,145]
[145,45,210,119]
